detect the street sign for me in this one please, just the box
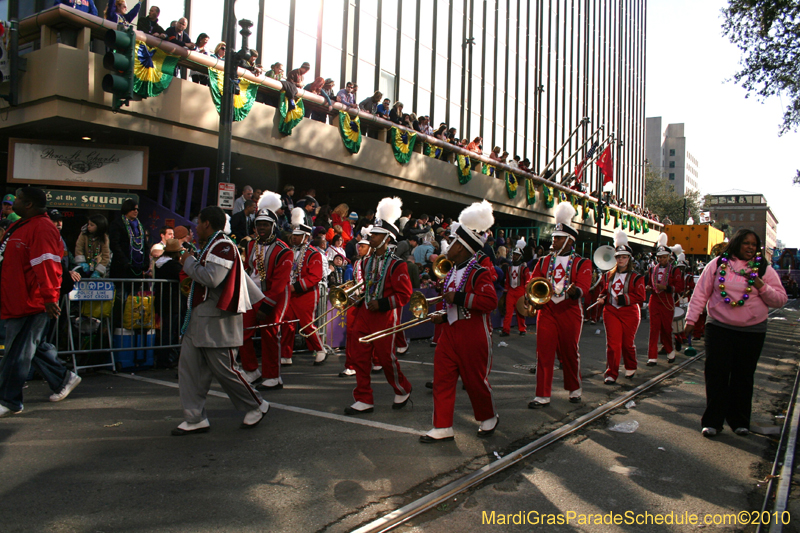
[44,189,139,210]
[218,182,236,210]
[69,280,116,301]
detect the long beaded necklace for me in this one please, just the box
[547,251,575,296]
[365,248,392,304]
[717,252,762,307]
[124,215,145,272]
[290,241,310,284]
[442,256,478,319]
[180,231,222,335]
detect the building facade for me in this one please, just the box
[645,117,699,196]
[707,189,778,256]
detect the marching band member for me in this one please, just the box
[645,233,684,365]
[596,230,646,384]
[499,238,530,337]
[280,207,327,366]
[673,251,690,351]
[173,206,269,435]
[240,192,293,390]
[421,201,499,443]
[339,228,371,378]
[345,197,413,415]
[528,202,592,408]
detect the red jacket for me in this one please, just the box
[1,214,63,319]
[450,264,499,319]
[476,250,497,283]
[646,264,684,306]
[598,269,646,307]
[355,256,413,328]
[503,262,530,291]
[245,238,293,309]
[291,245,324,294]
[531,254,592,310]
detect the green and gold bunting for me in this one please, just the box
[643,220,649,233]
[603,205,610,225]
[390,127,417,164]
[506,173,518,199]
[338,111,362,153]
[543,184,555,208]
[208,68,260,121]
[559,191,568,203]
[133,41,180,98]
[570,194,579,211]
[582,199,592,220]
[525,178,536,205]
[456,154,472,184]
[613,209,620,228]
[621,214,628,230]
[425,143,444,159]
[482,163,496,177]
[278,92,305,135]
[592,202,599,221]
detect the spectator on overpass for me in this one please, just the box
[165,17,196,50]
[336,82,357,109]
[104,0,141,25]
[55,0,98,16]
[190,33,211,85]
[265,62,284,81]
[212,42,226,60]
[139,5,166,38]
[376,98,390,120]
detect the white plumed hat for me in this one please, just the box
[614,229,632,256]
[370,197,403,240]
[514,237,526,254]
[655,232,670,256]
[291,206,312,235]
[552,202,578,240]
[455,200,494,254]
[255,191,282,223]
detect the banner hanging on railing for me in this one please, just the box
[456,154,471,184]
[338,111,362,153]
[208,68,260,121]
[542,184,555,208]
[133,41,180,98]
[525,178,536,205]
[390,127,417,164]
[278,93,304,135]
[505,173,518,199]
[482,163,496,177]
[424,143,443,159]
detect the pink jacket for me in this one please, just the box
[686,256,787,328]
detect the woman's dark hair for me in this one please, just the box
[315,204,332,223]
[120,199,138,215]
[87,214,109,238]
[724,228,762,260]
[331,234,343,247]
[198,206,226,231]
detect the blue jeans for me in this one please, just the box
[0,313,70,412]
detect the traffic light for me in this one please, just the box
[102,26,136,110]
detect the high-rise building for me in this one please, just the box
[645,118,700,196]
[707,189,778,258]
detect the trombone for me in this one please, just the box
[298,280,365,337]
[516,277,553,317]
[359,291,444,344]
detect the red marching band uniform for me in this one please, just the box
[529,203,592,407]
[598,230,646,383]
[346,197,413,414]
[502,239,530,335]
[240,192,293,388]
[422,200,499,443]
[646,234,684,364]
[281,208,326,365]
[340,237,370,376]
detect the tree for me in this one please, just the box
[644,167,703,224]
[722,1,800,182]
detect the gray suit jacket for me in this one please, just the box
[183,242,262,348]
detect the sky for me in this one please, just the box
[646,0,800,247]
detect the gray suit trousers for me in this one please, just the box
[178,334,264,423]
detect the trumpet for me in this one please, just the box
[298,280,365,337]
[515,277,553,317]
[359,291,444,344]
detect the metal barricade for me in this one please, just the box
[58,278,184,373]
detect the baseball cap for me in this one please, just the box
[2,194,14,205]
[48,209,63,221]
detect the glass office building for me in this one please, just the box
[10,0,646,204]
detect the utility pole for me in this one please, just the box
[217,0,239,185]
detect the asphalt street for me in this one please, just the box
[1,302,798,532]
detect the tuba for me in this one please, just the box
[593,245,617,271]
[516,277,553,317]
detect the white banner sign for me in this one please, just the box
[69,281,116,301]
[9,139,149,190]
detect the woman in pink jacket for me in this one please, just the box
[684,229,787,438]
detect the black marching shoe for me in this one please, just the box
[344,406,374,416]
[477,416,499,438]
[528,399,550,409]
[519,331,527,336]
[498,331,510,337]
[425,381,433,389]
[392,394,411,410]
[569,396,582,404]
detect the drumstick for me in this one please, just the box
[245,319,300,331]
[586,300,603,311]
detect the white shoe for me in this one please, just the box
[396,345,409,354]
[647,358,657,366]
[242,368,261,384]
[702,427,717,438]
[420,427,455,442]
[339,368,356,377]
[280,358,292,366]
[479,415,498,432]
[667,351,677,363]
[734,427,750,436]
[49,372,82,402]
[0,404,22,418]
[171,419,210,436]
[260,378,282,388]
[242,400,270,427]
[569,388,582,399]
[625,369,637,378]
[313,350,327,365]
[372,365,383,373]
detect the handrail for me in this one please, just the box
[18,6,662,232]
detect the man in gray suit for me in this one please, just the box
[172,206,269,436]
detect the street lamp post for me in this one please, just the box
[217,1,255,186]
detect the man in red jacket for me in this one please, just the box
[345,197,413,415]
[280,207,326,366]
[421,200,499,443]
[0,187,81,417]
[528,203,592,408]
[240,192,293,389]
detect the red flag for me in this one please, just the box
[574,161,585,184]
[596,146,614,185]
